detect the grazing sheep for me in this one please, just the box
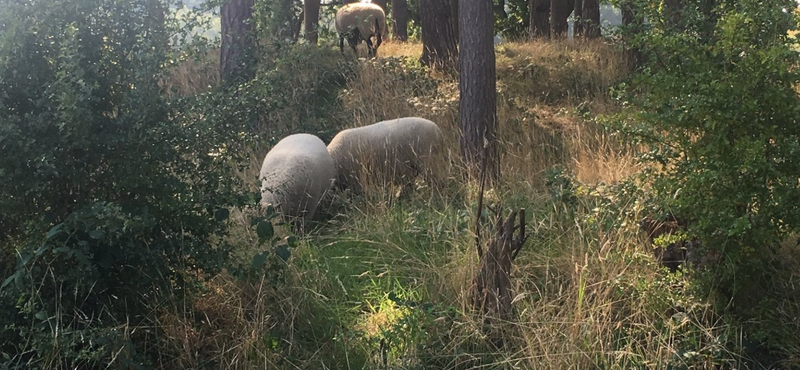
[260,134,336,229]
[327,117,444,193]
[335,2,385,58]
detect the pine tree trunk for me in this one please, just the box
[573,0,583,37]
[391,0,409,41]
[220,0,255,86]
[582,0,600,38]
[420,0,458,71]
[459,0,498,182]
[304,0,321,44]
[663,0,684,30]
[529,0,550,38]
[621,0,642,69]
[550,0,570,38]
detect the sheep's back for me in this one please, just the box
[327,117,443,188]
[335,3,385,36]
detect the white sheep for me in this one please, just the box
[259,133,336,229]
[327,117,444,193]
[335,2,385,58]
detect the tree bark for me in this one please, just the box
[550,0,571,38]
[220,0,255,87]
[274,0,298,41]
[529,0,550,38]
[663,0,684,31]
[621,0,642,69]
[459,0,498,182]
[494,0,508,20]
[451,0,459,40]
[304,0,321,44]
[581,0,600,38]
[391,0,409,41]
[420,0,458,71]
[573,0,583,37]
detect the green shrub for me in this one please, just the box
[0,0,251,366]
[610,0,800,358]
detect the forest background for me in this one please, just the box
[1,0,800,368]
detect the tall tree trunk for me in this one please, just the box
[550,0,570,38]
[494,0,508,20]
[459,0,498,182]
[621,0,642,69]
[582,0,600,38]
[274,0,298,41]
[420,0,458,71]
[220,0,255,87]
[304,0,321,44]
[529,0,550,38]
[451,0,459,39]
[663,0,684,30]
[573,0,583,37]
[392,0,409,41]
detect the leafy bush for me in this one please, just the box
[610,0,800,358]
[0,0,251,366]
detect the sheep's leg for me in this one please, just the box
[374,18,383,50]
[339,34,345,54]
[365,37,375,58]
[348,30,360,56]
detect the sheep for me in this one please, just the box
[327,117,444,194]
[335,2,385,58]
[259,133,336,230]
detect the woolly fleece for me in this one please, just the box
[335,3,385,47]
[327,117,444,192]
[260,134,336,225]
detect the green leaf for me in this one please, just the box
[256,220,274,243]
[275,244,291,262]
[34,311,47,321]
[251,251,269,271]
[89,229,105,240]
[214,208,230,221]
[1,272,18,290]
[285,235,299,248]
[264,205,276,219]
[45,224,63,239]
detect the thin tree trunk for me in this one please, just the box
[663,0,684,30]
[573,0,583,37]
[621,0,642,69]
[304,0,321,44]
[582,0,600,38]
[220,0,255,86]
[391,0,409,41]
[451,0,459,40]
[459,0,498,182]
[494,0,508,20]
[550,0,570,38]
[529,0,550,38]
[420,0,458,71]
